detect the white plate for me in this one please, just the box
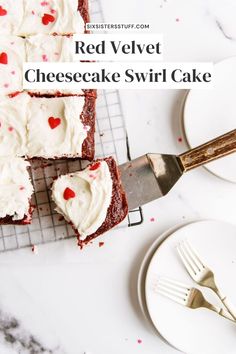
[145,220,236,354]
[183,57,236,183]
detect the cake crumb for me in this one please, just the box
[176,18,180,22]
[99,242,104,247]
[178,137,183,143]
[42,54,48,62]
[150,217,155,222]
[31,245,38,254]
[137,339,142,344]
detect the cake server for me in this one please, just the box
[119,129,236,210]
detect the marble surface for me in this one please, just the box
[1,0,236,353]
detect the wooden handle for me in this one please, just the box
[179,129,236,172]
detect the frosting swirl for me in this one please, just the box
[18,0,84,36]
[51,161,113,240]
[27,96,88,158]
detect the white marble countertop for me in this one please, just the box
[1,0,236,353]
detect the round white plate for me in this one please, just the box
[145,220,236,354]
[183,57,236,183]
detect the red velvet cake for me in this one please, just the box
[25,34,97,98]
[0,92,96,161]
[0,0,88,36]
[27,95,96,160]
[51,157,129,247]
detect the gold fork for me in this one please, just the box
[177,240,236,320]
[155,277,235,322]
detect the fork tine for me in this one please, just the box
[182,241,204,273]
[159,276,190,292]
[158,282,188,299]
[184,240,206,269]
[177,243,197,277]
[155,278,189,305]
[157,288,187,306]
[182,242,200,273]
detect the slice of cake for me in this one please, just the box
[25,34,96,98]
[0,36,26,96]
[51,157,129,247]
[0,92,29,156]
[27,95,95,160]
[0,157,34,224]
[18,0,85,36]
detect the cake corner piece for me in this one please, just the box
[51,156,128,247]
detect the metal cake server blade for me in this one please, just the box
[119,129,236,210]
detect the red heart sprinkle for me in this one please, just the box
[48,117,61,129]
[0,6,7,16]
[89,162,101,171]
[42,54,48,62]
[0,52,8,65]
[42,13,55,25]
[63,188,76,200]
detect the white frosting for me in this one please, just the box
[26,34,83,95]
[0,36,26,95]
[52,161,113,240]
[27,96,88,158]
[0,157,33,220]
[0,1,24,35]
[26,34,74,62]
[18,0,84,36]
[0,93,29,156]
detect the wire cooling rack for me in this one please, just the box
[0,1,143,252]
[0,90,143,252]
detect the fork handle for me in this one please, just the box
[215,290,236,321]
[207,303,236,323]
[179,129,236,172]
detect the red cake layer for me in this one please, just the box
[75,157,129,247]
[28,89,97,99]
